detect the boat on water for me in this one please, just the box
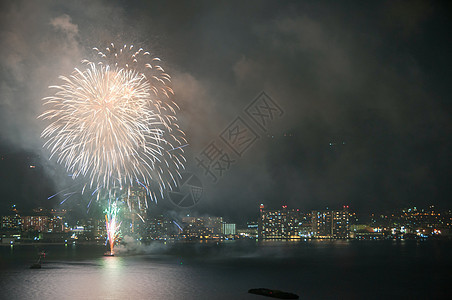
[30,255,43,269]
[30,249,47,269]
[103,251,114,256]
[248,288,299,299]
[30,261,41,269]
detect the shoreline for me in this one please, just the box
[2,236,451,247]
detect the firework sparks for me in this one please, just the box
[40,44,186,253]
[105,201,121,254]
[39,44,186,201]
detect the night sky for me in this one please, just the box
[0,1,451,223]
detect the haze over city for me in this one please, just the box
[1,1,451,299]
[1,1,451,224]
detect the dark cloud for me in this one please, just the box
[0,1,451,221]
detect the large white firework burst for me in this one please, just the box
[40,43,186,201]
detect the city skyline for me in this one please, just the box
[2,202,451,235]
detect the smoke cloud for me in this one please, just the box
[0,1,451,220]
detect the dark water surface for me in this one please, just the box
[0,240,450,299]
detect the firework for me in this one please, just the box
[39,44,186,201]
[105,201,121,254]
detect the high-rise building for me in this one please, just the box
[333,207,350,238]
[48,216,65,233]
[311,207,350,238]
[259,205,310,239]
[260,206,288,239]
[47,209,67,233]
[311,210,333,237]
[181,216,223,239]
[21,216,49,232]
[222,223,236,236]
[258,204,265,239]
[1,215,22,230]
[146,215,176,240]
[181,217,210,240]
[205,217,223,236]
[1,205,22,230]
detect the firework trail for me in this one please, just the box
[105,201,121,254]
[39,43,186,202]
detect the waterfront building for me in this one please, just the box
[259,205,312,240]
[146,215,176,240]
[259,205,288,239]
[47,215,65,233]
[1,205,22,230]
[311,210,333,237]
[1,214,22,230]
[21,215,49,232]
[311,207,350,238]
[333,208,350,238]
[222,223,236,236]
[181,216,223,239]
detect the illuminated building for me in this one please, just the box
[237,222,258,238]
[222,223,236,236]
[70,225,85,239]
[47,216,64,233]
[370,206,452,238]
[146,215,176,240]
[69,218,106,241]
[93,219,107,240]
[47,209,67,233]
[260,206,288,239]
[147,215,165,239]
[181,219,210,240]
[20,208,68,234]
[258,204,265,239]
[247,222,258,230]
[181,216,223,239]
[1,205,21,230]
[290,209,312,237]
[311,210,333,237]
[205,217,223,237]
[259,205,311,240]
[21,216,49,232]
[1,215,22,230]
[311,206,350,238]
[296,213,313,237]
[332,207,350,238]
